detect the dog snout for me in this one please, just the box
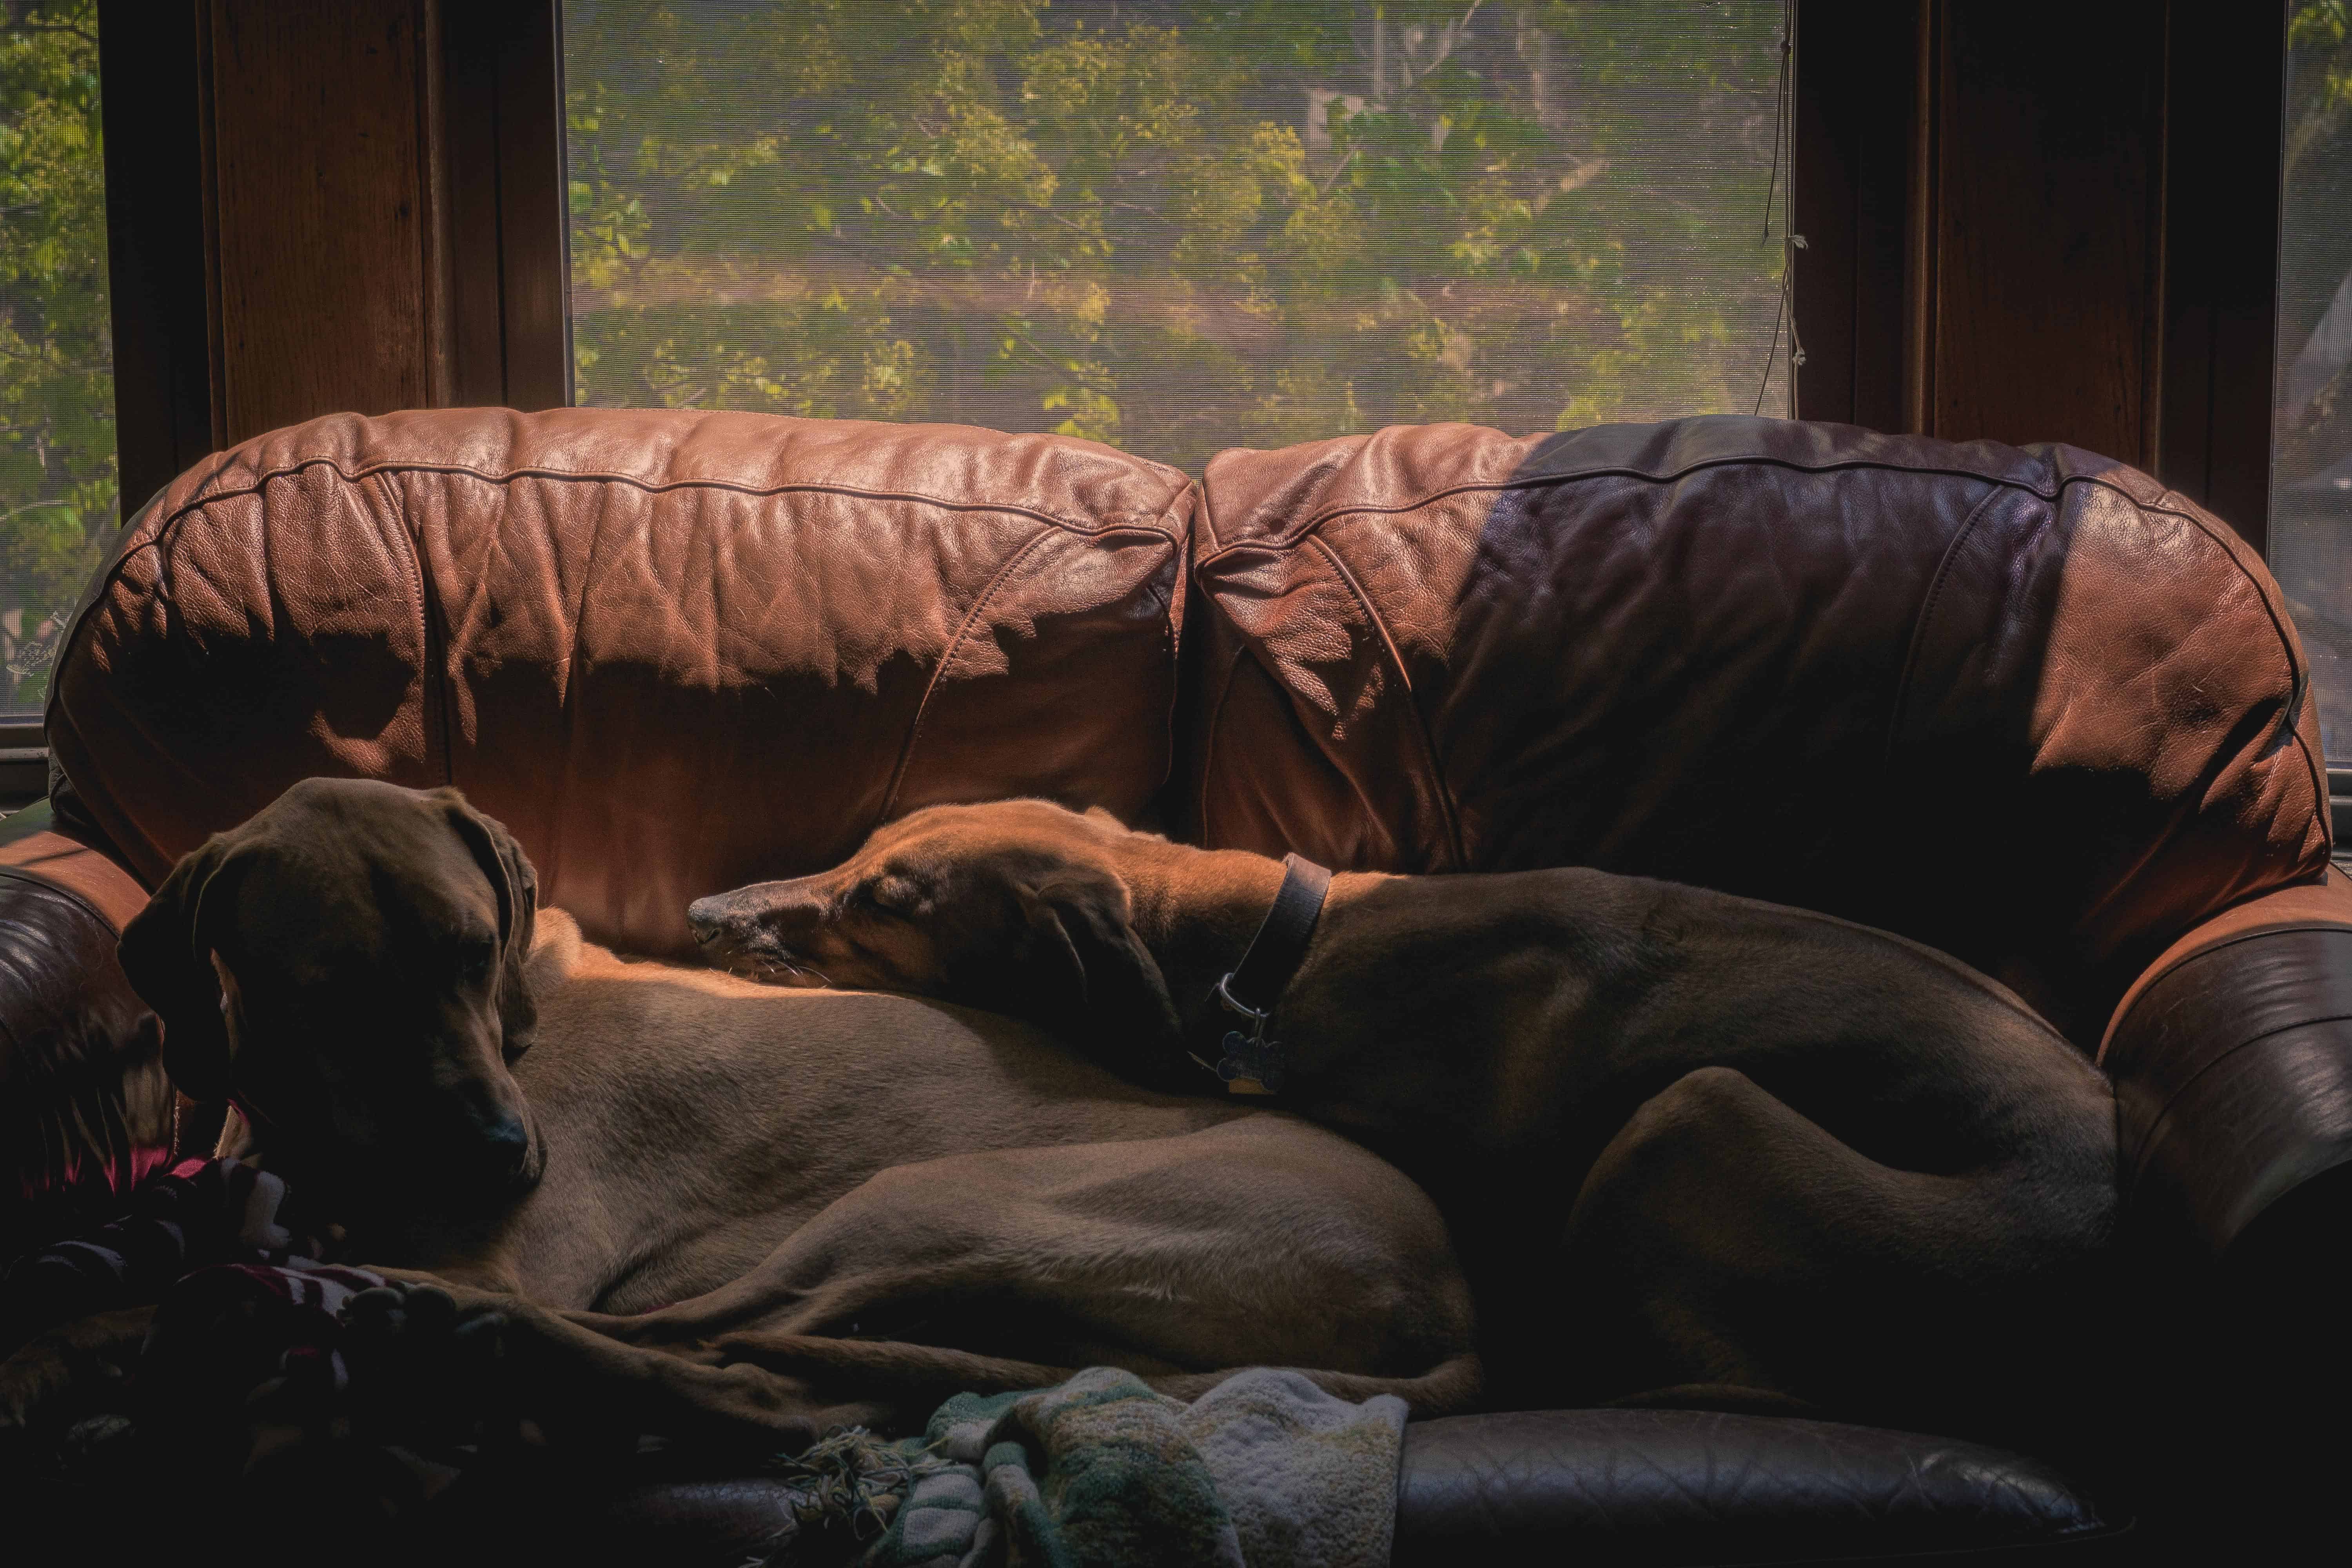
[426,1090,534,1183]
[452,1111,533,1189]
[687,893,733,944]
[690,880,828,947]
[485,1112,530,1172]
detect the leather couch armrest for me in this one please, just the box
[2097,872,2352,1554]
[2099,869,2352,1262]
[0,800,172,1257]
[1393,1408,2114,1564]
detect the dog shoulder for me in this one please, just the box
[526,907,592,989]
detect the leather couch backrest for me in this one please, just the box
[47,409,1193,960]
[1188,417,2331,1043]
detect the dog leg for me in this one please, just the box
[1557,1065,2107,1437]
[566,1120,1475,1396]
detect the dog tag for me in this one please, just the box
[1218,1031,1284,1096]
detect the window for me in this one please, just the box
[560,0,1794,475]
[0,0,110,721]
[2275,1,2352,759]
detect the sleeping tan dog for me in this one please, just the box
[686,799,2121,1443]
[4,779,1474,1453]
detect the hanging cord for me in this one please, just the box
[1754,0,1805,417]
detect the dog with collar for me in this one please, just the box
[686,798,2120,1443]
[4,779,1477,1453]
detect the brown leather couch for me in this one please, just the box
[7,408,2347,1563]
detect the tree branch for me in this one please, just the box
[2,20,99,48]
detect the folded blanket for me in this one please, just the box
[11,1178,1406,1566]
[862,1366,1407,1568]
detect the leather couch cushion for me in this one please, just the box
[1189,416,2330,1042]
[1392,1408,2113,1565]
[45,409,1194,958]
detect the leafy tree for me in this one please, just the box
[564,0,1790,472]
[0,0,110,714]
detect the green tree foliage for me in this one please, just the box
[565,0,1789,472]
[0,0,109,713]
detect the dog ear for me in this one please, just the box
[117,836,238,1102]
[437,789,541,1056]
[1020,870,1182,1069]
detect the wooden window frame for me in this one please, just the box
[16,1,2297,789]
[2,0,572,774]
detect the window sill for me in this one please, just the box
[0,743,47,812]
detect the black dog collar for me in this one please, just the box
[1196,853,1332,1096]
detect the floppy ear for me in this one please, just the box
[1020,869,1182,1071]
[437,789,541,1056]
[117,837,237,1102]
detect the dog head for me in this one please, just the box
[687,800,1180,1064]
[118,778,544,1217]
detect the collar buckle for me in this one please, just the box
[1192,853,1332,1097]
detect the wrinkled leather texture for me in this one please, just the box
[1190,417,2330,1045]
[2102,872,2352,1258]
[0,809,171,1257]
[2099,867,2352,1056]
[46,408,1195,959]
[1392,1408,2108,1565]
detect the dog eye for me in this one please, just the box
[454,938,497,978]
[862,876,918,916]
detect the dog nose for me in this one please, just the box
[687,895,728,942]
[465,1113,531,1181]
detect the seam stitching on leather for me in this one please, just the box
[2293,729,2330,859]
[2125,1006,2352,1181]
[1194,468,1224,555]
[1137,570,1180,806]
[1157,575,1183,800]
[879,526,1060,826]
[1197,464,2234,563]
[1303,534,1466,868]
[1192,642,1247,846]
[0,864,120,936]
[2152,501,2320,841]
[2105,920,2352,1063]
[146,454,1181,544]
[372,471,450,786]
[1882,485,2007,771]
[543,485,612,912]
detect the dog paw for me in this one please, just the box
[339,1283,515,1450]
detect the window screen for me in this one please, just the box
[2277,0,2352,762]
[0,0,111,720]
[2276,3,2352,760]
[561,0,1793,474]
